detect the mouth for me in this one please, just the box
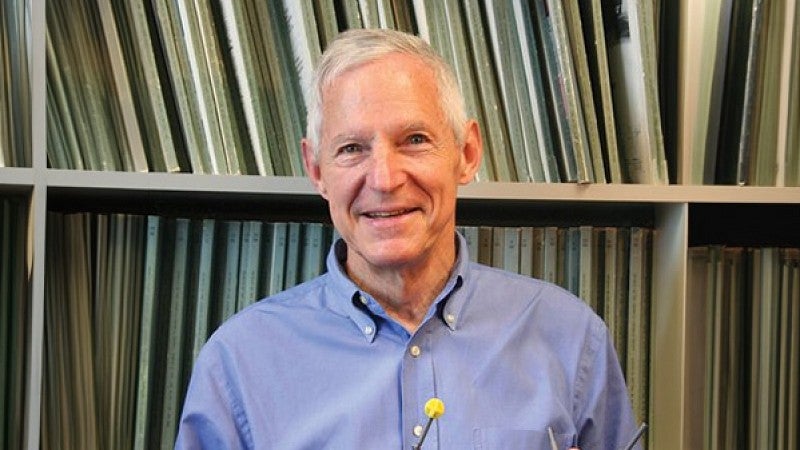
[362,208,417,219]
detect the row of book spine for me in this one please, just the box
[0,0,30,168]
[686,0,800,186]
[0,197,29,450]
[688,246,800,450]
[40,211,653,449]
[44,0,669,184]
[42,213,336,450]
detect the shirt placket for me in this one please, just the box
[401,328,439,449]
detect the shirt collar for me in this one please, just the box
[323,232,472,340]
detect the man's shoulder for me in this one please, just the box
[467,262,585,304]
[209,274,341,341]
[465,261,602,328]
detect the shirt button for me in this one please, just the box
[364,325,374,335]
[445,313,456,325]
[413,424,424,437]
[409,345,421,357]
[359,295,368,305]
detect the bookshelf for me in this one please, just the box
[3,1,798,449]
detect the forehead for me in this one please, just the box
[319,54,446,138]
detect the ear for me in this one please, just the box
[457,119,484,184]
[301,138,328,199]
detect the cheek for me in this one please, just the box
[321,177,357,211]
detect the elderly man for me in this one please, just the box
[176,28,640,449]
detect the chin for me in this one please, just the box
[356,243,425,269]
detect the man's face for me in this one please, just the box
[302,53,481,274]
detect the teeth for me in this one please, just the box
[367,209,409,218]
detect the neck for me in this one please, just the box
[347,248,456,333]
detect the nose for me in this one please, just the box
[366,141,406,192]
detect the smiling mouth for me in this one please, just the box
[364,208,416,219]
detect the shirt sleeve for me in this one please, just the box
[573,317,642,450]
[174,343,253,450]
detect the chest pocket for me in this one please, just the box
[473,428,573,449]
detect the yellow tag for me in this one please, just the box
[424,398,445,419]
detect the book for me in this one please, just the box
[150,0,212,174]
[696,0,734,184]
[542,226,559,283]
[748,246,780,448]
[284,222,302,288]
[547,0,594,183]
[268,222,288,295]
[261,0,307,176]
[531,0,578,182]
[563,226,581,295]
[477,226,493,266]
[563,1,606,183]
[734,0,766,186]
[462,0,509,182]
[301,222,327,282]
[159,218,192,448]
[461,225,480,263]
[311,0,339,50]
[518,227,534,277]
[502,227,520,273]
[787,250,799,449]
[0,201,10,442]
[714,0,755,184]
[491,226,505,270]
[591,227,606,315]
[47,3,123,171]
[341,0,364,29]
[686,246,710,449]
[218,1,277,175]
[626,227,651,423]
[531,227,546,279]
[45,31,86,170]
[357,0,381,28]
[750,0,788,186]
[485,0,533,182]
[191,219,216,360]
[114,1,183,173]
[513,0,560,183]
[776,0,800,187]
[578,225,596,310]
[95,0,148,173]
[604,0,667,184]
[776,249,793,450]
[282,0,323,100]
[217,220,241,322]
[133,216,164,450]
[1,0,30,168]
[580,0,622,183]
[44,212,100,449]
[237,220,263,310]
[0,198,27,450]
[443,0,500,182]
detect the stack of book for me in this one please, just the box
[682,0,800,186]
[0,0,30,168]
[0,197,28,450]
[688,246,800,449]
[45,0,668,184]
[46,0,307,175]
[42,212,336,450]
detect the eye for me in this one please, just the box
[337,143,362,155]
[407,133,429,145]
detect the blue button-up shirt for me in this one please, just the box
[176,234,640,449]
